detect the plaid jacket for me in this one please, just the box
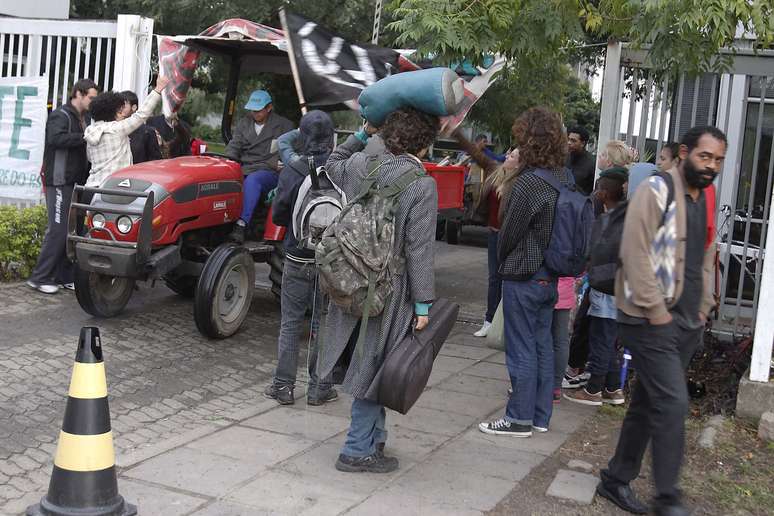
[84,91,160,187]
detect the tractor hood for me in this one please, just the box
[92,156,243,211]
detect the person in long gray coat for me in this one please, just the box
[318,108,439,474]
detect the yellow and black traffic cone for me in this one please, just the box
[27,327,136,516]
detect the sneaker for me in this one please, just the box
[307,388,339,406]
[532,425,549,433]
[478,418,532,437]
[335,453,399,473]
[263,383,294,405]
[562,369,590,389]
[27,280,59,294]
[473,321,492,337]
[58,282,75,291]
[563,388,603,406]
[602,388,625,405]
[553,388,561,404]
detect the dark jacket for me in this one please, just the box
[565,150,596,196]
[129,124,163,164]
[225,112,295,174]
[498,167,571,280]
[147,116,192,158]
[42,104,89,186]
[273,155,328,262]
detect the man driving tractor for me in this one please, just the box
[226,89,294,242]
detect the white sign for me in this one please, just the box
[0,76,49,201]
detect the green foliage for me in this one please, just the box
[388,0,774,77]
[468,63,599,146]
[0,205,48,281]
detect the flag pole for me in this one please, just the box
[279,8,308,115]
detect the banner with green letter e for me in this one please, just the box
[0,76,48,202]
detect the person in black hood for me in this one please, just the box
[27,78,98,295]
[262,110,338,407]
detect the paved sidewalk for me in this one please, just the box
[112,334,594,516]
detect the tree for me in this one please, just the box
[467,61,599,146]
[387,0,774,77]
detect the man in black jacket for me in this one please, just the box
[566,125,596,196]
[263,110,337,407]
[27,79,98,294]
[120,91,163,163]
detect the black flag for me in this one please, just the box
[282,11,419,108]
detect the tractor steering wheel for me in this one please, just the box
[200,152,243,165]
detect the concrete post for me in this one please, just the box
[750,185,774,382]
[112,14,154,99]
[595,41,622,179]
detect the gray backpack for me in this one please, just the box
[292,157,347,250]
[316,157,424,321]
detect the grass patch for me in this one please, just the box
[682,418,774,514]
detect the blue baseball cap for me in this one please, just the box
[244,90,272,111]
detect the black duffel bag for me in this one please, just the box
[377,298,459,414]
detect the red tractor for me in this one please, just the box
[67,22,465,339]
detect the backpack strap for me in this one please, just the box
[308,155,320,190]
[531,167,570,191]
[375,165,425,199]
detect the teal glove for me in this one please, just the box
[354,129,369,144]
[266,188,277,204]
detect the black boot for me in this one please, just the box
[229,223,245,243]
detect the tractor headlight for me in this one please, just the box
[116,216,133,234]
[92,213,106,229]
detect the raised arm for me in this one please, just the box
[277,129,301,165]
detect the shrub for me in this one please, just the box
[0,205,48,281]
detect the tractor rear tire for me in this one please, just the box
[435,220,446,241]
[268,242,285,300]
[194,243,255,339]
[74,267,135,318]
[164,274,198,298]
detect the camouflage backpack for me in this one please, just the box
[316,157,424,322]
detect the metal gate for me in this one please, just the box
[0,17,119,107]
[597,42,774,337]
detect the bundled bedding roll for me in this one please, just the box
[358,67,465,126]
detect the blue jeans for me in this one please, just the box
[273,260,331,397]
[485,229,502,322]
[503,271,558,427]
[341,398,388,457]
[586,316,621,392]
[241,169,278,223]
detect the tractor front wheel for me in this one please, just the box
[194,243,255,339]
[74,268,135,318]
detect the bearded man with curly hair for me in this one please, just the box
[479,106,572,438]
